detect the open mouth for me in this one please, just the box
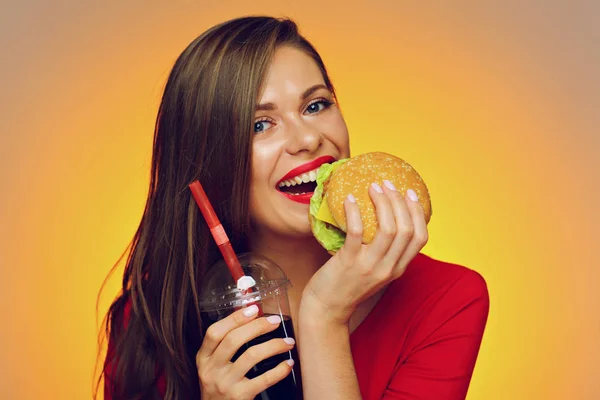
[276,168,319,204]
[277,172,318,196]
[276,156,335,204]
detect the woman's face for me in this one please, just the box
[249,45,350,238]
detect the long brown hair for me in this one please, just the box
[94,16,337,399]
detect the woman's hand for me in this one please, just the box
[196,305,296,399]
[302,180,429,326]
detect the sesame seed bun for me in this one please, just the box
[325,152,432,244]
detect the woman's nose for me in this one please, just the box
[285,120,323,154]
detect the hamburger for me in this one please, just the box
[309,152,432,254]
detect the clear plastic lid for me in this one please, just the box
[198,253,291,311]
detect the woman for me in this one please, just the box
[98,16,489,400]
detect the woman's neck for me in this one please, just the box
[249,231,331,325]
[248,229,389,336]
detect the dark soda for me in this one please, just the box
[201,313,303,400]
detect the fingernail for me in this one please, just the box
[267,315,282,324]
[243,305,259,317]
[347,193,356,203]
[283,337,295,345]
[286,359,295,367]
[383,180,396,191]
[371,182,383,193]
[407,189,418,202]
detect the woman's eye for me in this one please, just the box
[254,120,273,133]
[305,100,331,114]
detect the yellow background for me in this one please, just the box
[1,1,598,399]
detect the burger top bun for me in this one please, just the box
[326,152,432,244]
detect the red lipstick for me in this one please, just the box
[279,192,314,204]
[276,155,336,205]
[277,155,336,186]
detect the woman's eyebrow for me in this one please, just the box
[301,83,328,101]
[255,84,329,111]
[256,102,277,111]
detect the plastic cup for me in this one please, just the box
[199,253,303,400]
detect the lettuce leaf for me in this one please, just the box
[309,158,349,253]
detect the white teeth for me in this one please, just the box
[278,167,320,188]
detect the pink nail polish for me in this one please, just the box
[267,315,282,324]
[347,193,356,203]
[283,337,295,345]
[286,359,295,367]
[383,180,397,191]
[371,182,383,193]
[243,305,259,317]
[407,189,418,202]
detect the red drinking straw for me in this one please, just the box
[189,180,245,282]
[189,180,263,316]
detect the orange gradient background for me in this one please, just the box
[1,1,598,399]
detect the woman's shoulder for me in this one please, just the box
[351,254,490,398]
[353,252,489,346]
[371,252,490,335]
[394,252,489,303]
